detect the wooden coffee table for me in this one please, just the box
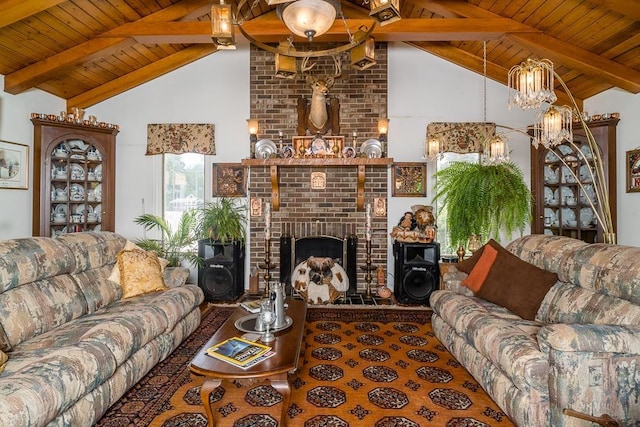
[189,299,307,426]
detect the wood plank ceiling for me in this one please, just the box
[0,0,638,110]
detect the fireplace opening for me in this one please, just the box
[280,234,358,297]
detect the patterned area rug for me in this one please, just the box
[96,306,514,426]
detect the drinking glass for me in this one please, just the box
[259,299,276,343]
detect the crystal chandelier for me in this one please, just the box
[507,58,557,110]
[532,104,573,148]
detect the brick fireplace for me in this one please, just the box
[246,44,390,293]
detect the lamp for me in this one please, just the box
[350,33,376,70]
[377,118,389,141]
[426,136,442,161]
[507,58,615,243]
[507,58,556,110]
[369,0,402,26]
[247,119,259,143]
[485,134,509,165]
[274,41,297,79]
[211,1,235,49]
[277,0,339,42]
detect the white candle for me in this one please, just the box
[365,203,371,241]
[265,202,271,240]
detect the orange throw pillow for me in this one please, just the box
[461,244,498,292]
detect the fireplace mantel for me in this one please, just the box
[242,158,393,211]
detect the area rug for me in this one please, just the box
[96,306,514,426]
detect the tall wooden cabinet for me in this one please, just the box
[32,118,119,237]
[530,118,619,243]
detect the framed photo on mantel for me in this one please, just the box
[627,148,640,193]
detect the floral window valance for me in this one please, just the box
[426,122,495,154]
[146,123,215,155]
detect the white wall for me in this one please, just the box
[585,90,640,246]
[0,76,64,238]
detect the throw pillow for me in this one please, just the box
[108,241,169,285]
[455,243,487,274]
[475,241,558,321]
[117,249,168,299]
[0,349,7,374]
[461,244,498,292]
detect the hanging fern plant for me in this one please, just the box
[433,161,532,249]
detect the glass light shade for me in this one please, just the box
[533,105,573,148]
[485,134,510,165]
[211,4,235,49]
[507,58,557,110]
[247,119,259,136]
[351,36,376,70]
[426,137,441,160]
[279,0,337,41]
[377,118,389,135]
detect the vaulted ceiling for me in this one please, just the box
[0,0,638,110]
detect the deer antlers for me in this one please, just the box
[300,55,342,80]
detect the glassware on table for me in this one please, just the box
[258,299,276,343]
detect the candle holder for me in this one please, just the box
[258,238,274,296]
[360,239,376,298]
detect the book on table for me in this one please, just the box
[206,336,271,367]
[240,299,262,313]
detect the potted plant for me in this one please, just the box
[433,161,532,249]
[197,197,247,243]
[133,209,201,267]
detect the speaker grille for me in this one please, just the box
[393,241,440,305]
[402,267,437,300]
[201,264,235,299]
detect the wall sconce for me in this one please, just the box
[274,41,297,79]
[369,0,401,26]
[351,35,376,70]
[377,118,389,141]
[247,119,259,143]
[211,1,236,49]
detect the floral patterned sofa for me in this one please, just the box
[431,234,640,426]
[0,231,204,427]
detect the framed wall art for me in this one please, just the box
[627,148,640,193]
[0,140,29,190]
[212,163,246,197]
[392,162,426,197]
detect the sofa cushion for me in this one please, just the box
[476,242,559,321]
[117,249,167,299]
[462,244,498,292]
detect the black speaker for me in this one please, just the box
[198,239,245,302]
[393,241,440,305]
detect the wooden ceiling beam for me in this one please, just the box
[67,44,217,109]
[407,40,579,109]
[0,0,66,29]
[3,0,213,95]
[587,0,640,22]
[102,17,538,44]
[423,0,640,93]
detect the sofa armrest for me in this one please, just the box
[539,324,640,355]
[539,324,640,425]
[164,267,191,288]
[441,266,474,297]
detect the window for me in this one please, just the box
[164,153,205,228]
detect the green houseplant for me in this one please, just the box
[197,197,247,243]
[133,209,201,267]
[433,161,532,249]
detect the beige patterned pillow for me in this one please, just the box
[117,249,168,299]
[0,349,7,373]
[108,241,168,285]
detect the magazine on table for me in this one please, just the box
[206,336,271,367]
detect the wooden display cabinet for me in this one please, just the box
[530,118,618,243]
[32,118,118,237]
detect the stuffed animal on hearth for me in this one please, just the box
[291,256,349,304]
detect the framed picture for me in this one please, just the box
[627,148,640,193]
[392,162,426,197]
[0,140,29,190]
[212,163,246,197]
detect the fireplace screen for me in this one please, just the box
[280,235,358,298]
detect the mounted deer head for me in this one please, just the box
[297,56,341,135]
